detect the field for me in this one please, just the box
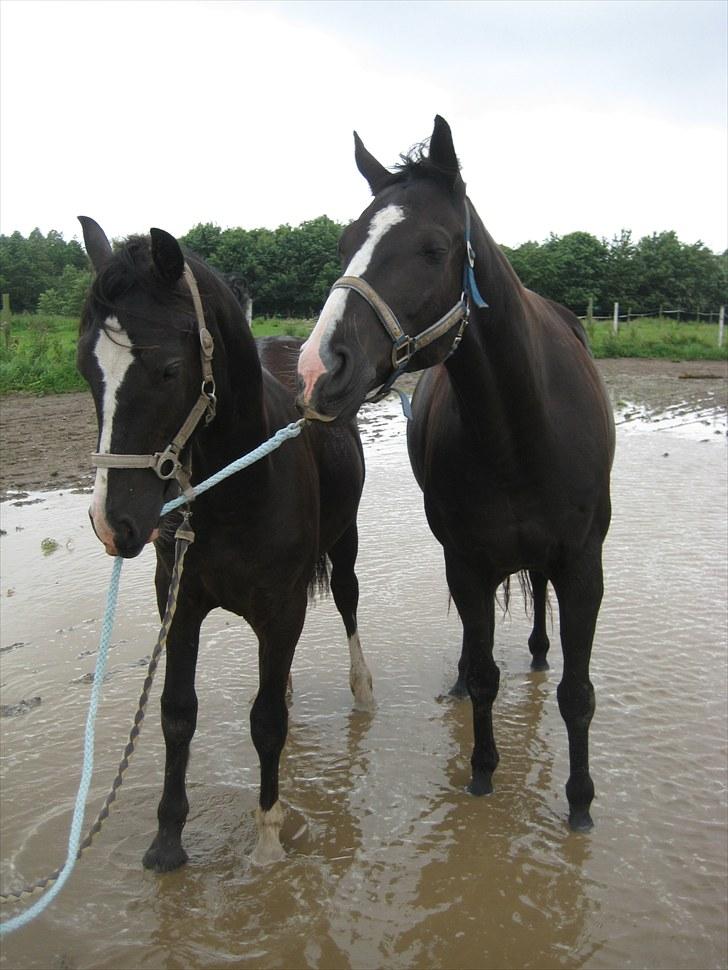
[0,313,725,395]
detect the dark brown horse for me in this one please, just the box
[297,116,615,830]
[77,218,373,870]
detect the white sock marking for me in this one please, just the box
[348,631,375,711]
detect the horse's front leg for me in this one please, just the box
[143,561,209,872]
[249,585,307,865]
[551,540,604,831]
[445,548,500,795]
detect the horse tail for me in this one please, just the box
[308,554,330,601]
[497,571,535,616]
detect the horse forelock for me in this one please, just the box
[82,237,225,341]
[394,139,461,185]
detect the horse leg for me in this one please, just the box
[445,549,500,795]
[528,570,551,671]
[249,587,307,865]
[143,564,208,872]
[450,629,470,698]
[329,524,374,711]
[551,542,604,831]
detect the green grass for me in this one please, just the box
[1,314,724,396]
[585,317,727,361]
[0,315,316,395]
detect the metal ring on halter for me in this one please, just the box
[202,378,217,422]
[153,447,182,481]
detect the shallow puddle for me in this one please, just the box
[1,382,726,969]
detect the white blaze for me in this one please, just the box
[90,317,134,549]
[298,204,406,399]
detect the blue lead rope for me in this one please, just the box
[0,418,306,936]
[0,557,122,936]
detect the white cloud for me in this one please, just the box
[1,0,725,251]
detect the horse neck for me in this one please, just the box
[446,207,542,420]
[191,285,269,484]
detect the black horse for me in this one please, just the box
[77,218,374,870]
[297,116,615,831]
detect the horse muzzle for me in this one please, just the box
[88,506,159,558]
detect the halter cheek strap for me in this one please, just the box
[329,198,488,405]
[91,264,216,494]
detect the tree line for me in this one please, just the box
[1,220,725,319]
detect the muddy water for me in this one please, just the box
[1,377,726,970]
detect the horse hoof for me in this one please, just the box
[468,770,494,796]
[448,679,468,699]
[568,808,594,832]
[142,842,188,872]
[530,657,550,672]
[251,839,286,866]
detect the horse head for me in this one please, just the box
[297,115,477,422]
[77,218,219,557]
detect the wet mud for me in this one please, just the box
[0,359,726,969]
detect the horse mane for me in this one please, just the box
[390,139,463,190]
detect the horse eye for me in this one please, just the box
[163,361,181,381]
[421,245,448,264]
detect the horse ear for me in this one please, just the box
[150,228,185,284]
[428,115,462,190]
[354,131,392,195]
[78,216,113,271]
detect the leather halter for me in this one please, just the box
[329,200,488,404]
[91,264,216,494]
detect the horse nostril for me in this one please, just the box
[329,347,352,385]
[116,517,139,545]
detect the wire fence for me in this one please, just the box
[579,303,725,347]
[580,307,725,323]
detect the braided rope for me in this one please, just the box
[0,418,307,932]
[0,556,122,932]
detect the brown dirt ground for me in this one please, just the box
[0,359,725,499]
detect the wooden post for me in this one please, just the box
[719,305,725,348]
[586,296,593,327]
[0,293,10,349]
[612,301,619,335]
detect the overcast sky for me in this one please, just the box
[1,0,726,252]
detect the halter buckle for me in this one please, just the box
[391,334,414,369]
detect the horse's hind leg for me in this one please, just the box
[528,570,551,671]
[445,548,500,795]
[143,566,208,872]
[329,523,374,711]
[249,587,307,865]
[551,542,604,831]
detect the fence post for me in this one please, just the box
[586,297,593,327]
[0,293,10,349]
[719,305,725,348]
[612,302,619,335]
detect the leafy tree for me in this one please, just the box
[0,229,87,312]
[182,223,222,260]
[1,220,724,320]
[37,264,92,315]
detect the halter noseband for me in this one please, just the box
[91,263,216,494]
[330,199,488,404]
